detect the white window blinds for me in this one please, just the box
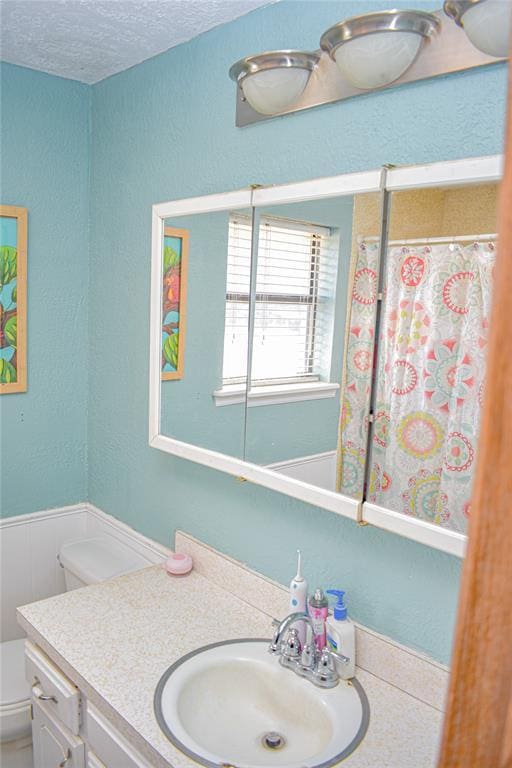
[223,213,338,385]
[222,215,252,383]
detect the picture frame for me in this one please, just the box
[0,205,27,394]
[161,226,189,381]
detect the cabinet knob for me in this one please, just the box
[59,748,72,767]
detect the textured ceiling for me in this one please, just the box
[0,0,274,84]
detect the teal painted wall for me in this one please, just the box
[88,0,507,665]
[0,63,90,516]
[0,0,507,665]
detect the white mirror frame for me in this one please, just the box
[150,154,503,557]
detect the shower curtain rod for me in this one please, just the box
[361,233,497,246]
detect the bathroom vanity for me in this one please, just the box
[18,533,446,768]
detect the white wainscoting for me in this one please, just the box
[85,504,170,564]
[0,505,89,642]
[267,451,337,492]
[0,504,169,643]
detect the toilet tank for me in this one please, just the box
[58,535,151,590]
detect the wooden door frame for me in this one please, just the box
[437,64,512,768]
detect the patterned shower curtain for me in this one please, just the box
[368,239,495,533]
[338,238,495,534]
[336,239,380,498]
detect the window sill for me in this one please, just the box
[213,381,340,407]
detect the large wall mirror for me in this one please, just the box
[149,157,502,557]
[159,206,253,458]
[244,191,381,504]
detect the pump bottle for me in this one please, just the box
[326,590,355,679]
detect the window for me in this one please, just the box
[222,213,338,387]
[222,215,252,384]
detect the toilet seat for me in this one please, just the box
[0,639,31,742]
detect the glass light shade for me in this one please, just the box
[462,0,511,58]
[241,67,310,115]
[334,31,423,90]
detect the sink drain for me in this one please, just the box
[261,732,287,751]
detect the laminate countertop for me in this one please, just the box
[18,564,443,768]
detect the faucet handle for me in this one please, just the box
[299,641,316,671]
[327,647,350,665]
[319,647,337,671]
[312,647,339,688]
[281,628,301,661]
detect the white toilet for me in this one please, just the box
[0,534,150,768]
[0,639,33,768]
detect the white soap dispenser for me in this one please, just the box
[289,550,308,644]
[326,589,355,679]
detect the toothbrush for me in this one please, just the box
[289,550,308,645]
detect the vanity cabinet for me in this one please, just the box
[32,700,85,768]
[26,642,152,768]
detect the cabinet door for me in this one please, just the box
[32,700,85,768]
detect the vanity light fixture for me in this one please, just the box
[229,50,320,115]
[443,0,512,58]
[320,9,440,90]
[230,7,507,125]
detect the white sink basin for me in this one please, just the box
[154,639,369,768]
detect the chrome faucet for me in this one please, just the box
[269,612,350,688]
[269,612,314,653]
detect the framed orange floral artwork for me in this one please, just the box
[161,226,189,381]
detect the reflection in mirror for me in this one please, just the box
[242,193,382,496]
[160,209,252,457]
[367,182,498,534]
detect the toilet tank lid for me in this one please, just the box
[59,536,150,584]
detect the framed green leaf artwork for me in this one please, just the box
[0,206,27,394]
[161,226,189,381]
